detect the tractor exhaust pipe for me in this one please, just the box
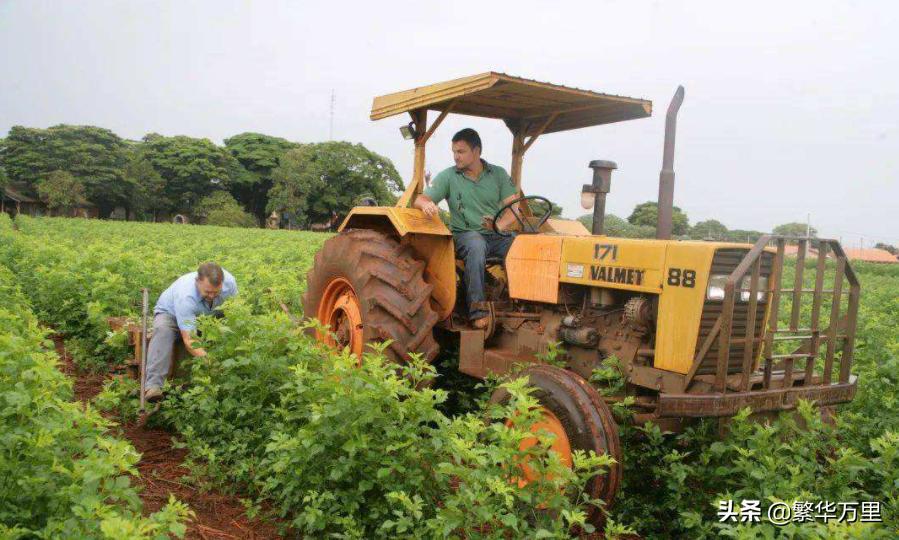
[657,85,685,240]
[585,160,616,235]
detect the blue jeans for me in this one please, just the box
[454,230,515,319]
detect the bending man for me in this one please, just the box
[144,262,237,401]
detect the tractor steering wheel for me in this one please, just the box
[492,195,553,237]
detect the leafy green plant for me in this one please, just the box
[94,375,142,424]
[535,340,568,368]
[0,231,189,538]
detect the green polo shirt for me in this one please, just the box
[423,160,518,233]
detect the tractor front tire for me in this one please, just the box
[490,364,622,526]
[302,229,440,364]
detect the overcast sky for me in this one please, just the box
[2,1,896,247]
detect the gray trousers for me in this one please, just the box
[145,313,180,390]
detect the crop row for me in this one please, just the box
[0,214,190,538]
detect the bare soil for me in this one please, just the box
[54,337,284,540]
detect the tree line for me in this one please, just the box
[0,125,403,227]
[576,201,844,245]
[2,125,891,251]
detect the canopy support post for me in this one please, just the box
[397,109,428,208]
[509,113,558,190]
[507,114,557,218]
[396,101,458,208]
[422,100,456,142]
[509,130,532,220]
[510,127,525,193]
[522,113,557,154]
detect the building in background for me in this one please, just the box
[1,183,44,217]
[843,248,898,264]
[1,182,98,219]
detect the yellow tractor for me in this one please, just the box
[302,72,860,521]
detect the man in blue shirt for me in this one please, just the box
[144,262,238,401]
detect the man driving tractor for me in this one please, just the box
[413,128,520,329]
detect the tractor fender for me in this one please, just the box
[339,206,456,321]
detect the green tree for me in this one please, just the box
[123,153,168,221]
[690,219,728,240]
[627,201,690,236]
[36,170,87,215]
[874,242,897,256]
[0,138,7,192]
[0,125,129,217]
[726,229,765,243]
[268,142,403,227]
[224,133,299,222]
[192,191,257,228]
[772,222,817,239]
[577,213,656,238]
[138,134,248,215]
[528,198,563,218]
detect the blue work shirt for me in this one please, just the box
[154,270,238,331]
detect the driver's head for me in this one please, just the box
[195,262,224,303]
[452,128,481,171]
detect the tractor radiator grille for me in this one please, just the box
[694,249,774,376]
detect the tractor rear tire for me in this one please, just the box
[490,364,622,526]
[302,229,440,364]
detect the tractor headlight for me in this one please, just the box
[740,276,768,302]
[580,190,595,210]
[706,274,727,301]
[707,274,769,302]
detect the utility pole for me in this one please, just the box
[805,212,811,256]
[329,89,335,141]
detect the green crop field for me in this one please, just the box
[1,214,897,539]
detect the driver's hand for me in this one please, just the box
[482,215,497,231]
[420,200,439,217]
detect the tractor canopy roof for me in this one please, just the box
[371,72,652,136]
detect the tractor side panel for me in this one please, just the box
[654,244,717,373]
[558,237,668,294]
[506,236,563,303]
[339,206,455,321]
